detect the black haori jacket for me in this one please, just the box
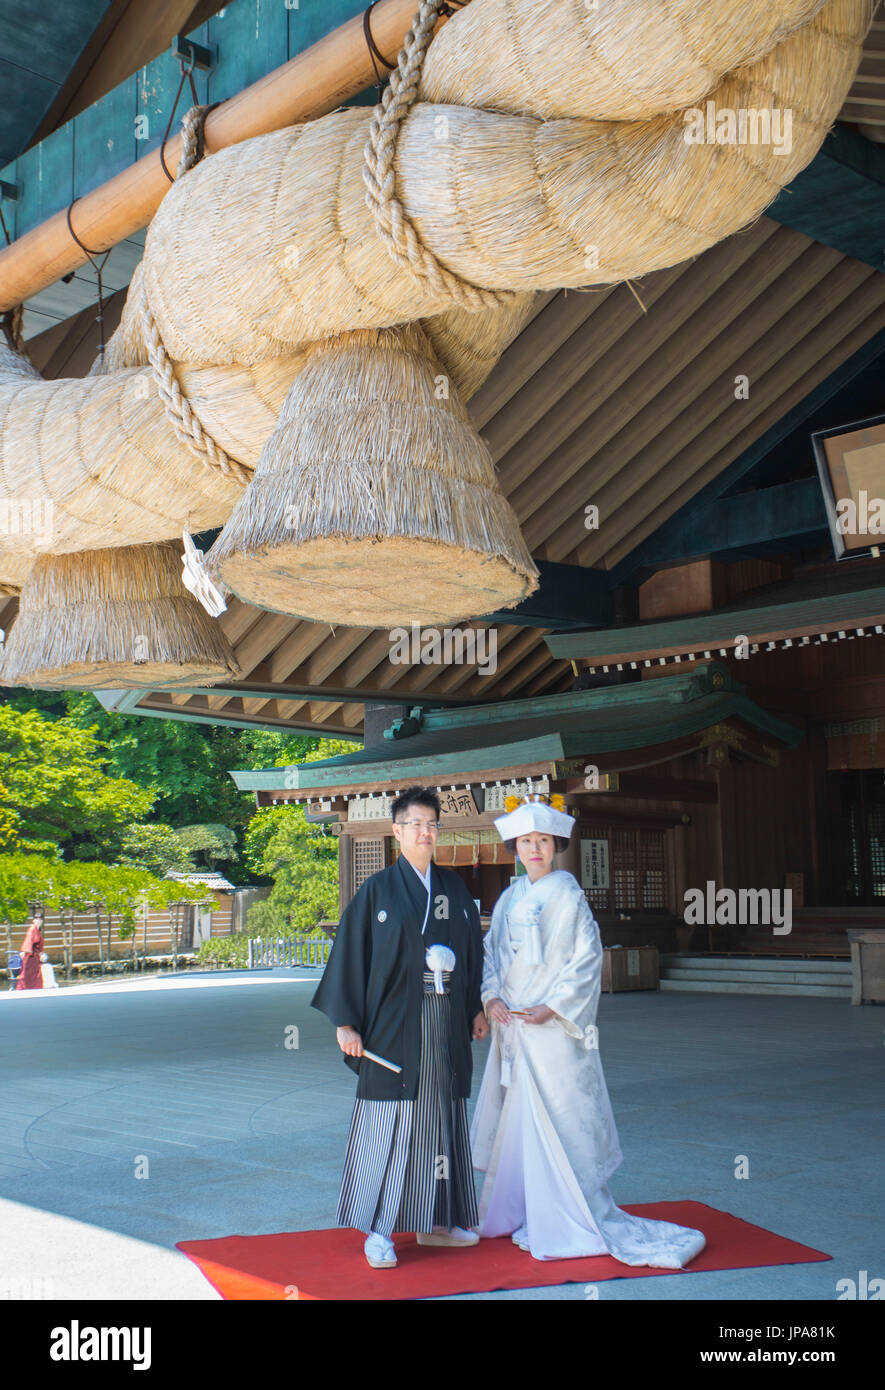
[311,855,483,1100]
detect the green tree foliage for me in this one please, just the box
[244,804,339,934]
[0,853,207,934]
[0,851,57,921]
[0,706,153,860]
[240,737,359,933]
[0,692,361,921]
[116,822,196,876]
[5,689,326,831]
[174,822,238,869]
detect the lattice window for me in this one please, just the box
[869,805,885,899]
[641,831,666,909]
[612,829,639,910]
[353,837,385,892]
[580,824,667,912]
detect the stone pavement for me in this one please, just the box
[1,969,882,1301]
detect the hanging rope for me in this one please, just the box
[64,202,113,370]
[158,47,221,184]
[176,102,220,177]
[363,2,398,100]
[363,0,521,315]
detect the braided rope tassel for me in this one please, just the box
[363,0,520,314]
[1,303,33,365]
[140,103,250,487]
[139,280,251,486]
[178,104,215,178]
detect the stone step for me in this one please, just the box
[660,954,851,974]
[660,977,851,998]
[663,965,850,987]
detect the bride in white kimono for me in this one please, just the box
[470,793,706,1268]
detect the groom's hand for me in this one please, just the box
[336,1026,364,1057]
[472,1011,489,1040]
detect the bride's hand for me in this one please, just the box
[486,997,512,1026]
[522,1004,554,1025]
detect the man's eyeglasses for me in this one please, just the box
[396,819,440,830]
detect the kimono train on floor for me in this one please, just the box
[470,869,706,1267]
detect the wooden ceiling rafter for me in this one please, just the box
[597,311,885,571]
[486,262,694,478]
[512,227,838,552]
[497,221,787,510]
[522,244,884,563]
[591,279,885,569]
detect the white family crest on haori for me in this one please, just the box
[471,869,706,1267]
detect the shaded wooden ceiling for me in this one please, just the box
[841,0,885,142]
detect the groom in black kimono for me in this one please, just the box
[312,785,488,1268]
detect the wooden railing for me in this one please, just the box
[247,936,331,968]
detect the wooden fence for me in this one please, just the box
[2,901,234,975]
[247,936,332,968]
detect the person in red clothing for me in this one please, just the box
[16,914,44,990]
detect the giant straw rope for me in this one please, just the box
[0,0,875,598]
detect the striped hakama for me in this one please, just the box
[337,972,479,1236]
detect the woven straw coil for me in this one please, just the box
[0,542,240,688]
[205,321,539,626]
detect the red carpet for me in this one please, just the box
[176,1202,830,1300]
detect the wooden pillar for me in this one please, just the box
[713,747,738,953]
[555,827,581,881]
[338,832,353,918]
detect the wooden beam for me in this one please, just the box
[269,622,334,685]
[0,0,442,310]
[231,611,298,676]
[341,704,365,730]
[28,0,207,149]
[341,630,400,688]
[468,288,607,432]
[622,480,827,569]
[307,627,375,686]
[546,585,885,665]
[551,252,877,564]
[764,124,885,269]
[518,226,826,554]
[493,261,692,489]
[219,597,267,648]
[481,560,612,630]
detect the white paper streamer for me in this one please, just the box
[181,527,227,617]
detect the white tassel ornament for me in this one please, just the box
[425,943,456,993]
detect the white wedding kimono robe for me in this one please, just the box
[470,869,706,1267]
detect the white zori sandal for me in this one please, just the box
[416,1226,480,1247]
[364,1232,397,1268]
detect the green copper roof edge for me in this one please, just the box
[414,663,734,733]
[560,692,804,754]
[230,733,568,791]
[546,589,885,659]
[228,688,803,792]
